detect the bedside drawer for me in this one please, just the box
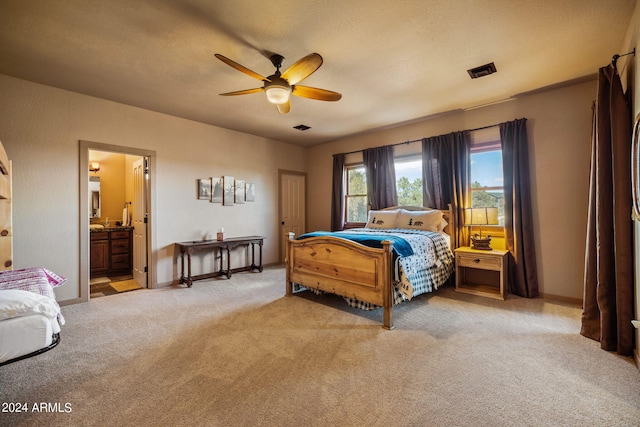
[457,253,502,270]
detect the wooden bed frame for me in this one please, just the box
[0,139,12,270]
[285,205,455,329]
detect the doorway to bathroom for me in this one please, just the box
[80,141,156,302]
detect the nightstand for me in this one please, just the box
[455,246,508,300]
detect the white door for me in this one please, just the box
[280,172,306,263]
[133,158,148,287]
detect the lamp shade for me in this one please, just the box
[464,207,499,226]
[265,85,291,104]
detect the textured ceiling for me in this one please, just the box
[0,0,636,147]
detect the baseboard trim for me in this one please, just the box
[539,292,582,306]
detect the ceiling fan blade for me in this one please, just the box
[292,85,342,101]
[281,53,323,85]
[276,101,291,114]
[219,88,263,96]
[215,54,270,82]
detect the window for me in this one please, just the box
[340,133,504,229]
[470,135,504,226]
[345,164,367,224]
[395,156,423,206]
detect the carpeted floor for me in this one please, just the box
[1,266,639,426]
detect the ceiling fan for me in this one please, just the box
[214,52,342,114]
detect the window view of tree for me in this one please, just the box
[397,176,423,206]
[470,148,504,225]
[346,166,367,223]
[341,142,505,228]
[395,157,423,206]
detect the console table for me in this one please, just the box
[176,236,264,287]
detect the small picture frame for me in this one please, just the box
[235,179,245,204]
[197,178,212,200]
[211,177,223,203]
[223,176,234,206]
[246,182,255,202]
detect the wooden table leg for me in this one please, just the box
[250,243,256,270]
[186,253,193,287]
[180,250,185,284]
[226,246,231,278]
[217,248,223,273]
[258,240,263,272]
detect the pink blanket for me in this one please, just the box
[0,268,66,324]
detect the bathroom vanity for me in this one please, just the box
[90,227,133,278]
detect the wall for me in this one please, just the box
[88,151,130,224]
[0,74,306,303]
[306,80,596,302]
[619,1,640,367]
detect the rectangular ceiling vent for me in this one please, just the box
[293,124,311,131]
[467,62,497,79]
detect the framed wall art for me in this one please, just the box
[246,182,255,202]
[235,179,245,204]
[212,177,223,203]
[223,175,234,206]
[197,178,212,200]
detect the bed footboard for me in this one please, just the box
[286,234,395,329]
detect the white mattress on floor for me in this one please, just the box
[0,313,57,364]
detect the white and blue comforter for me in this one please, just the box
[297,228,454,310]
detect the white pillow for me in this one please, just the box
[397,209,444,232]
[0,289,60,321]
[365,210,400,229]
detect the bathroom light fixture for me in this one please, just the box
[89,162,100,173]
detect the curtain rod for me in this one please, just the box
[612,48,635,69]
[336,122,501,157]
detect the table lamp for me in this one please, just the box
[464,207,499,250]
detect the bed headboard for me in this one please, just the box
[382,204,456,249]
[0,139,12,270]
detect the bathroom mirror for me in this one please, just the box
[89,176,101,218]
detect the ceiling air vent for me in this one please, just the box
[467,62,497,79]
[293,124,311,131]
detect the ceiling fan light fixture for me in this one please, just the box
[265,84,291,104]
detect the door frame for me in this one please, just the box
[79,140,157,302]
[278,169,307,263]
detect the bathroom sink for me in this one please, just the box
[90,224,105,230]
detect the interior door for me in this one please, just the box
[279,172,306,263]
[132,157,148,287]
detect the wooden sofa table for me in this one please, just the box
[176,236,264,287]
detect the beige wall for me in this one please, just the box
[88,151,130,224]
[0,74,306,302]
[306,80,596,302]
[619,1,640,367]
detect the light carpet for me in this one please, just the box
[1,266,639,427]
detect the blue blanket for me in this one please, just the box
[296,231,414,258]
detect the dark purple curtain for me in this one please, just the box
[422,131,471,248]
[363,146,397,210]
[331,154,345,231]
[500,118,539,298]
[581,64,634,356]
